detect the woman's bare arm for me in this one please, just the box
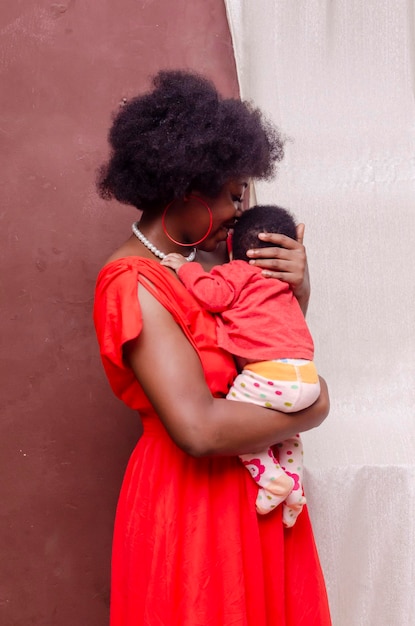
[124,284,329,458]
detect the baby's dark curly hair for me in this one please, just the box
[232,205,297,262]
[98,70,285,211]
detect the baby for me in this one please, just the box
[161,205,321,527]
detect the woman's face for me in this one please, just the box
[190,180,248,252]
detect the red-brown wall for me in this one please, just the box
[0,2,238,623]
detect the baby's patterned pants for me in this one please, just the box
[227,359,320,526]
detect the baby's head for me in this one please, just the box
[231,205,297,262]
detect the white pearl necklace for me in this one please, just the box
[131,222,196,262]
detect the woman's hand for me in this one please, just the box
[246,223,310,315]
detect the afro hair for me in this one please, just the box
[98,70,285,211]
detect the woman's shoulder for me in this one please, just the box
[94,255,199,329]
[96,255,168,291]
[93,254,237,402]
[97,254,153,276]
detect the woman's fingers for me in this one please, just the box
[249,258,297,272]
[255,266,304,284]
[247,231,303,252]
[247,244,306,286]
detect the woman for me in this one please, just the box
[94,70,331,626]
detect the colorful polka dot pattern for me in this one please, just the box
[228,367,320,413]
[227,362,321,524]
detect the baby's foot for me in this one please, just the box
[255,473,294,515]
[282,492,306,527]
[256,488,281,515]
[265,472,295,498]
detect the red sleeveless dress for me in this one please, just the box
[94,257,331,626]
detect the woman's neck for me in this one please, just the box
[136,215,193,258]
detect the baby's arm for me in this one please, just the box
[161,254,236,312]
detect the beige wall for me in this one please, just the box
[0,2,238,624]
[225,3,415,625]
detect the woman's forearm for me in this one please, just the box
[161,378,330,458]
